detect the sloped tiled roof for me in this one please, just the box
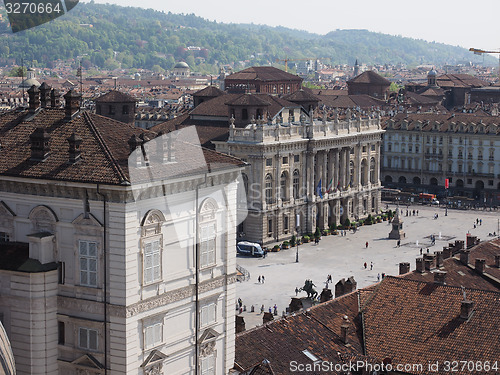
[193,85,225,98]
[362,277,500,373]
[225,93,271,107]
[349,71,391,85]
[318,94,386,109]
[225,66,303,83]
[94,90,137,103]
[283,89,320,103]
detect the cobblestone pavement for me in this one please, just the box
[235,204,499,328]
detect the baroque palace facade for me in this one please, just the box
[215,111,384,245]
[0,85,244,374]
[382,113,500,204]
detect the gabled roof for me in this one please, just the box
[225,66,303,83]
[95,90,137,103]
[362,277,500,373]
[282,89,320,103]
[225,93,271,107]
[349,71,391,86]
[193,85,225,98]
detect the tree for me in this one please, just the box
[8,66,27,77]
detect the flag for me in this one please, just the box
[445,178,449,189]
[326,178,334,193]
[316,179,323,199]
[336,181,340,191]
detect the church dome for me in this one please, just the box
[428,69,437,76]
[174,61,189,69]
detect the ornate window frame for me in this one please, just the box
[141,210,165,286]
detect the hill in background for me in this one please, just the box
[0,2,494,73]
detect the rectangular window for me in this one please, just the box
[58,262,65,284]
[122,105,129,115]
[79,240,97,287]
[283,215,289,233]
[0,232,10,242]
[282,156,288,164]
[294,154,300,163]
[144,321,163,349]
[144,239,161,284]
[200,224,216,268]
[79,327,98,351]
[488,180,493,186]
[201,355,215,375]
[58,322,65,345]
[200,302,216,327]
[371,144,375,151]
[268,219,273,236]
[266,158,272,167]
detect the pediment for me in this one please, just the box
[71,354,104,369]
[0,201,15,217]
[199,327,219,343]
[141,349,167,368]
[72,213,103,227]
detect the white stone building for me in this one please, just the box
[0,85,245,374]
[215,111,384,244]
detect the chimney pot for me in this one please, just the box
[399,262,410,275]
[460,250,470,265]
[27,85,40,113]
[50,89,61,107]
[460,300,474,320]
[39,82,51,108]
[67,132,82,163]
[433,271,447,284]
[416,257,424,273]
[29,127,50,161]
[475,258,486,274]
[63,89,81,120]
[434,251,443,267]
[340,324,349,344]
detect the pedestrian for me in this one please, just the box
[365,241,369,248]
[382,272,385,279]
[273,304,277,315]
[476,218,479,224]
[260,304,264,314]
[238,298,242,308]
[480,219,482,225]
[258,276,261,283]
[262,275,265,283]
[370,262,373,270]
[426,248,429,254]
[263,249,267,258]
[420,248,423,255]
[417,210,419,215]
[364,262,367,269]
[377,273,380,281]
[397,239,400,248]
[474,224,476,229]
[269,307,272,314]
[295,287,299,296]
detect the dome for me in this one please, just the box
[174,61,189,69]
[19,78,40,88]
[428,69,437,76]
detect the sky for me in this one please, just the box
[87,0,500,51]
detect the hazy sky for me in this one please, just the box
[88,0,499,51]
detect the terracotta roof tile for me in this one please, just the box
[349,71,391,85]
[225,66,303,83]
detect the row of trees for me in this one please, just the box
[0,2,491,71]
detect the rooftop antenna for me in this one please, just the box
[77,60,83,107]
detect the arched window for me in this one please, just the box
[199,199,218,268]
[370,158,376,184]
[361,159,368,186]
[430,177,438,186]
[141,209,165,285]
[413,176,421,185]
[384,175,393,183]
[265,174,273,204]
[293,170,300,199]
[280,172,288,201]
[398,176,407,184]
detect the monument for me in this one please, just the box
[389,207,405,240]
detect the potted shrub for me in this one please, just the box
[314,227,321,240]
[332,229,339,235]
[302,235,310,243]
[343,218,351,229]
[290,235,296,247]
[272,244,281,252]
[322,228,331,236]
[282,240,290,249]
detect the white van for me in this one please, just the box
[236,241,264,257]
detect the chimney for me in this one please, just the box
[475,258,486,274]
[27,85,40,113]
[340,317,349,344]
[495,255,500,268]
[50,89,61,107]
[435,251,443,267]
[30,127,50,161]
[424,258,433,272]
[416,257,424,273]
[319,288,333,303]
[460,300,474,320]
[39,82,51,108]
[235,315,245,333]
[466,235,478,249]
[433,271,447,285]
[460,250,470,265]
[442,247,452,259]
[263,312,274,324]
[399,262,410,275]
[64,89,81,120]
[67,133,82,163]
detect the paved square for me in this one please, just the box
[235,204,499,328]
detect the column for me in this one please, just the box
[345,147,350,190]
[356,143,362,189]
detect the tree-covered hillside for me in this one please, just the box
[0,2,493,73]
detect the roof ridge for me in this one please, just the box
[82,111,129,184]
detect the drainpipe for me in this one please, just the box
[195,173,208,375]
[96,184,108,375]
